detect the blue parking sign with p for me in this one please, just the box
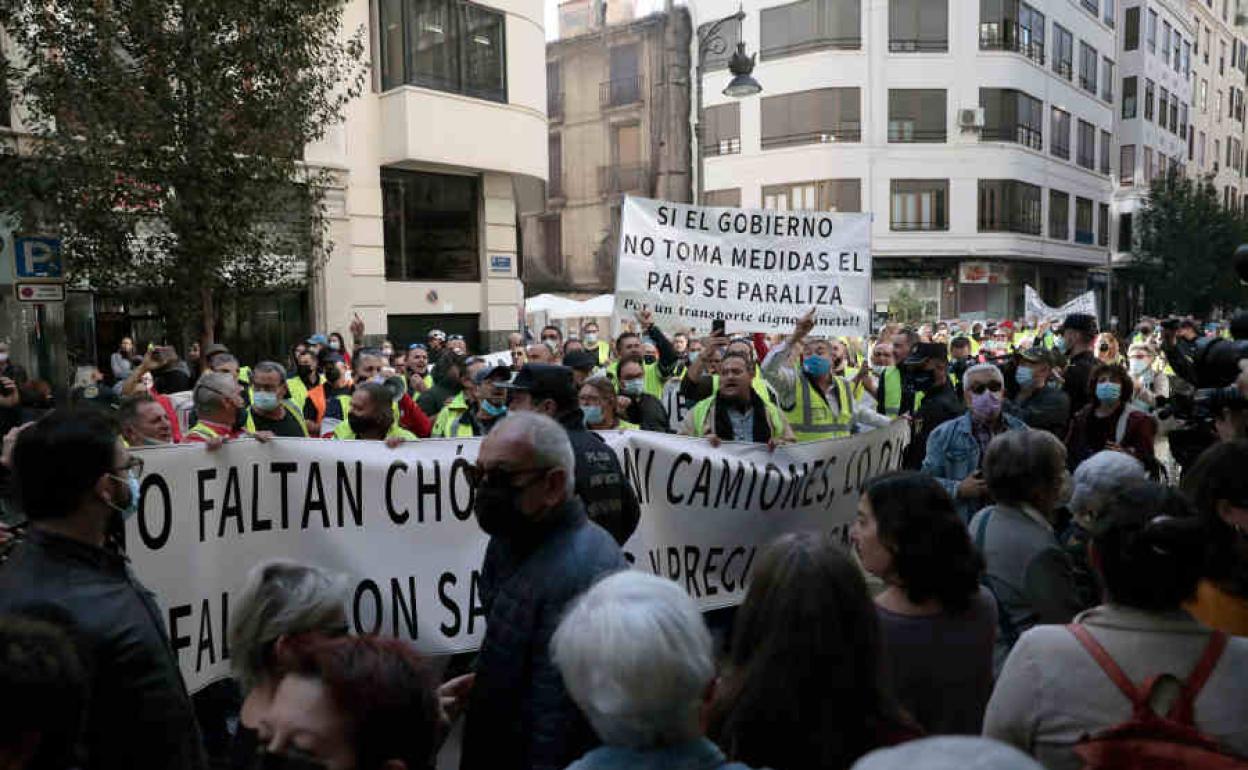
[15,236,64,279]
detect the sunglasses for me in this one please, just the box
[464,463,549,488]
[968,381,1003,395]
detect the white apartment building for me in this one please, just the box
[693,0,1117,320]
[1111,0,1194,262]
[1186,0,1248,209]
[306,0,548,351]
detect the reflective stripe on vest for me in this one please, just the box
[786,375,852,441]
[879,366,902,416]
[245,400,309,436]
[331,421,416,441]
[187,422,219,441]
[690,396,787,440]
[446,413,478,438]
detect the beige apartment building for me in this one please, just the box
[1186,0,1248,207]
[520,3,693,295]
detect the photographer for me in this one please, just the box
[1159,318,1201,388]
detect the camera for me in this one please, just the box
[1163,335,1248,468]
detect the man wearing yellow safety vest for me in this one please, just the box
[680,351,795,448]
[680,332,775,407]
[900,343,965,469]
[434,364,511,437]
[182,372,274,449]
[284,349,323,413]
[330,382,416,448]
[873,328,920,417]
[607,309,679,399]
[761,309,890,442]
[247,361,310,437]
[581,321,612,366]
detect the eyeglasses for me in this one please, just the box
[116,456,145,477]
[1099,344,1111,352]
[968,381,1003,395]
[464,463,549,488]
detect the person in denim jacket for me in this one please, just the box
[921,364,1028,523]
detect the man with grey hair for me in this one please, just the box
[246,361,309,437]
[184,372,273,448]
[456,411,627,770]
[552,571,758,770]
[922,363,1028,523]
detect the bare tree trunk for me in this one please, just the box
[199,285,215,368]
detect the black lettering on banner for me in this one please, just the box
[302,463,330,529]
[169,604,193,660]
[683,546,700,598]
[352,580,383,635]
[780,464,804,509]
[195,597,216,672]
[337,461,364,527]
[221,591,231,660]
[390,576,418,640]
[689,460,712,508]
[802,460,823,507]
[468,571,486,635]
[854,447,873,493]
[219,467,244,539]
[438,572,461,637]
[197,468,216,543]
[137,474,172,551]
[665,452,691,504]
[385,460,410,524]
[623,447,654,505]
[271,461,298,529]
[819,457,837,508]
[449,457,476,521]
[666,548,680,581]
[841,449,857,496]
[722,547,745,592]
[703,547,724,597]
[715,459,747,508]
[250,465,271,533]
[759,464,785,510]
[416,460,441,523]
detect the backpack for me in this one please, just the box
[1066,624,1248,769]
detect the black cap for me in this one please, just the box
[502,364,578,406]
[1018,346,1055,366]
[902,342,949,367]
[562,350,599,371]
[472,364,512,385]
[1059,313,1098,335]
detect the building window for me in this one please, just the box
[978,179,1043,234]
[1144,79,1154,121]
[1103,0,1114,27]
[1049,190,1070,240]
[1144,146,1154,181]
[0,46,9,129]
[1101,58,1113,102]
[1080,0,1097,16]
[1075,197,1094,244]
[890,179,949,231]
[1221,40,1227,76]
[1100,130,1112,175]
[1120,144,1135,185]
[1118,211,1133,251]
[541,215,563,275]
[1050,107,1071,160]
[1162,21,1171,63]
[1170,99,1178,136]
[703,189,742,207]
[1122,76,1137,118]
[1158,88,1169,129]
[762,179,861,211]
[760,0,862,59]
[979,0,1046,65]
[1054,24,1074,80]
[980,88,1043,149]
[698,16,742,70]
[1079,42,1097,94]
[378,0,507,102]
[1198,131,1206,168]
[1124,6,1139,50]
[382,169,481,282]
[1098,202,1110,246]
[547,61,563,119]
[1183,40,1191,76]
[1174,32,1183,73]
[549,133,563,198]
[1201,79,1208,113]
[762,88,861,148]
[888,89,947,142]
[1146,9,1157,54]
[702,103,741,156]
[603,45,641,107]
[889,0,948,51]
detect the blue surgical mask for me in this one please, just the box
[582,405,603,426]
[688,351,700,364]
[802,355,832,377]
[1053,336,1067,354]
[622,379,644,396]
[1014,366,1035,389]
[482,399,507,417]
[251,390,280,412]
[107,472,141,521]
[1095,381,1122,404]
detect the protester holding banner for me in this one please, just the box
[435,363,511,438]
[431,358,483,438]
[705,532,920,770]
[504,364,640,545]
[0,409,208,770]
[330,382,416,447]
[184,372,270,447]
[615,355,672,432]
[680,352,795,448]
[460,412,628,770]
[580,376,632,430]
[246,362,310,438]
[119,392,175,447]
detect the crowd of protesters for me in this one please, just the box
[0,306,1247,770]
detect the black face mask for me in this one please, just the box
[909,370,936,393]
[643,355,657,365]
[474,473,541,539]
[347,413,383,437]
[296,364,314,378]
[324,367,341,384]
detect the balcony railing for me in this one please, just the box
[1055,61,1073,81]
[982,124,1043,151]
[761,123,862,149]
[888,121,947,143]
[600,76,644,109]
[598,163,649,195]
[978,25,1045,66]
[890,219,949,232]
[702,137,741,156]
[889,38,948,53]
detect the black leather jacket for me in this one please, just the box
[557,407,641,545]
[0,528,207,770]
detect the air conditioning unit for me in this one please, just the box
[958,107,985,129]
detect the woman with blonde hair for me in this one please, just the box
[1093,332,1123,366]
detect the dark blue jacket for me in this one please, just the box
[461,499,627,770]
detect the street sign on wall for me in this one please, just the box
[15,283,66,302]
[14,236,64,279]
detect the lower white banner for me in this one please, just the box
[127,420,909,692]
[1024,284,1098,325]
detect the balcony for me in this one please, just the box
[889,38,948,53]
[702,137,741,156]
[600,76,644,109]
[1075,229,1095,245]
[761,123,862,149]
[982,124,1043,151]
[978,25,1045,66]
[598,163,650,196]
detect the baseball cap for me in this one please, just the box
[1059,313,1098,335]
[203,343,230,360]
[562,349,599,371]
[472,364,512,385]
[428,329,447,341]
[502,364,578,407]
[308,334,329,345]
[1018,346,1055,366]
[902,342,949,367]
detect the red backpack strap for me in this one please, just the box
[1167,631,1229,724]
[1067,624,1148,714]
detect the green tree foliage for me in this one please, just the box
[1127,170,1245,317]
[0,0,366,347]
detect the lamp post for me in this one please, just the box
[695,9,762,205]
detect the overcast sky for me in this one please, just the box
[545,0,672,40]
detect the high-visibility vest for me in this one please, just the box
[710,371,774,406]
[185,422,222,442]
[330,421,416,441]
[785,375,852,442]
[333,393,401,424]
[618,419,640,431]
[608,360,665,399]
[432,392,469,437]
[286,375,323,411]
[245,400,309,436]
[688,395,789,440]
[877,366,903,416]
[592,340,612,365]
[306,384,328,423]
[444,410,482,438]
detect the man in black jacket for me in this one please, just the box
[902,342,965,469]
[1057,313,1099,415]
[504,364,640,545]
[0,409,207,770]
[459,411,627,770]
[1005,346,1071,437]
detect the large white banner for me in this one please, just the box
[1024,285,1098,324]
[127,422,908,692]
[613,196,872,337]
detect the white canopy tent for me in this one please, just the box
[524,293,616,338]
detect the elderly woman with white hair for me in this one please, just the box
[1125,342,1169,412]
[552,571,759,770]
